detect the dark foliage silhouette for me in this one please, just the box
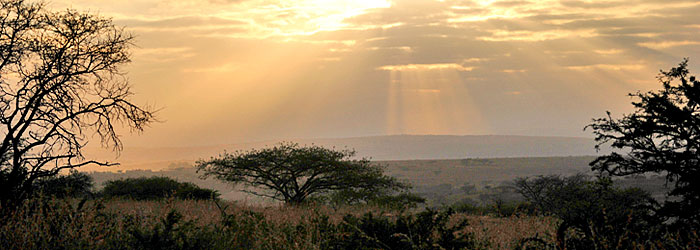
[33,170,94,198]
[102,176,219,200]
[515,175,657,249]
[323,209,487,250]
[588,59,700,227]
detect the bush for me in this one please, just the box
[102,177,219,200]
[126,210,215,250]
[324,208,488,250]
[323,190,426,210]
[452,200,537,217]
[515,175,659,249]
[367,193,426,210]
[33,170,95,198]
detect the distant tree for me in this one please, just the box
[197,142,408,204]
[102,176,219,200]
[0,0,154,209]
[587,59,700,226]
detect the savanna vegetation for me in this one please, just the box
[2,0,700,249]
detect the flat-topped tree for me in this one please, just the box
[197,142,407,204]
[0,0,155,209]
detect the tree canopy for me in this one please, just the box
[0,0,155,209]
[587,59,700,226]
[197,142,407,204]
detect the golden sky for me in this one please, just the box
[52,0,700,147]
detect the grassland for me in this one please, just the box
[1,156,688,249]
[88,156,671,205]
[0,198,557,250]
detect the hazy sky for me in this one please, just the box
[51,0,700,147]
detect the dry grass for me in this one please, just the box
[459,215,558,249]
[103,199,558,249]
[2,198,562,249]
[102,199,398,225]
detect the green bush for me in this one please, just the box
[101,177,219,200]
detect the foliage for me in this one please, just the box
[324,208,488,250]
[33,170,94,198]
[0,0,155,210]
[126,210,215,250]
[514,175,659,249]
[102,176,219,200]
[4,197,699,250]
[324,189,425,210]
[452,200,537,217]
[0,196,129,249]
[587,59,700,226]
[367,193,426,210]
[197,142,407,204]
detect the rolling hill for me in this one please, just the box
[82,134,608,171]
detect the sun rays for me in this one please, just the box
[42,0,700,146]
[383,65,487,135]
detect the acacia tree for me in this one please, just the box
[197,142,407,204]
[0,0,154,209]
[587,59,700,226]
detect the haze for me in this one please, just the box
[52,0,700,148]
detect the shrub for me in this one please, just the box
[324,190,426,210]
[126,210,215,250]
[102,177,219,200]
[324,208,488,250]
[452,200,537,217]
[33,170,95,198]
[515,175,658,249]
[367,193,426,210]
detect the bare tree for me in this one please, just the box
[0,0,155,209]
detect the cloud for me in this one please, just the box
[638,41,700,49]
[51,0,700,146]
[132,47,196,62]
[182,63,238,73]
[565,64,646,71]
[377,64,474,71]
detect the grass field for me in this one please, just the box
[0,198,557,250]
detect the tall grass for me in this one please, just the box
[9,197,695,249]
[0,198,511,249]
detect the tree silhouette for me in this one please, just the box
[0,0,154,209]
[588,59,700,226]
[197,142,407,204]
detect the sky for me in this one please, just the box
[50,0,700,147]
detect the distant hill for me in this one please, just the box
[89,156,599,202]
[82,134,608,171]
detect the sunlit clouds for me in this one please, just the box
[377,64,474,71]
[48,0,700,146]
